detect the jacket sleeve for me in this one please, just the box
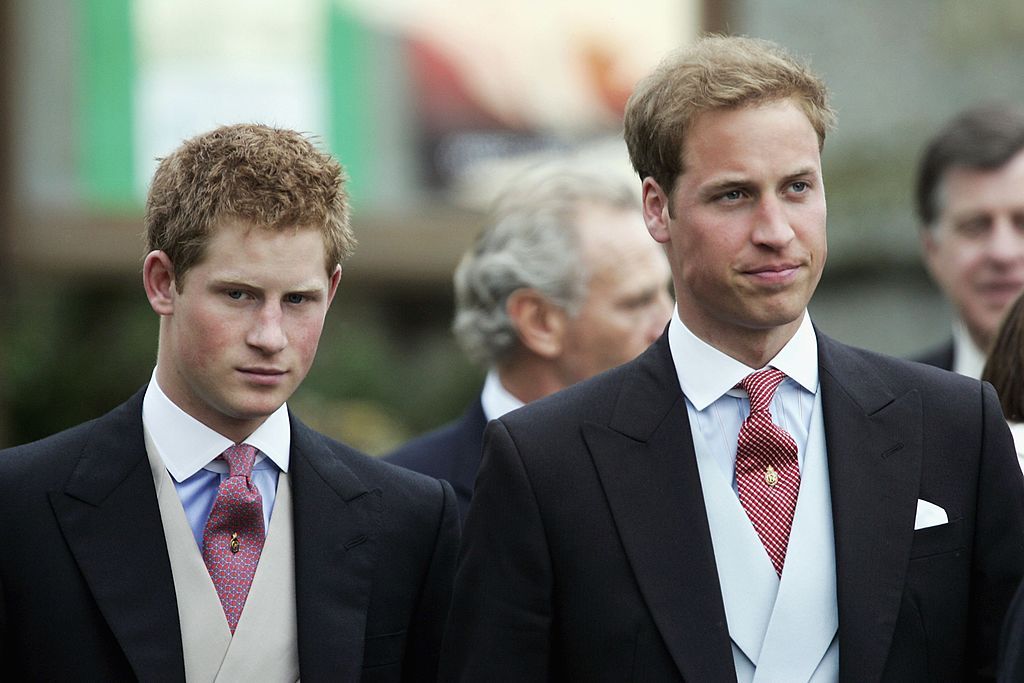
[438,418,553,681]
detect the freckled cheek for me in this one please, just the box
[289,319,328,366]
[183,310,243,368]
[186,333,233,375]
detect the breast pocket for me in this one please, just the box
[909,517,965,560]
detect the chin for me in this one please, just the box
[744,308,803,329]
[230,396,288,420]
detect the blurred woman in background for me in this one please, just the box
[982,291,1024,475]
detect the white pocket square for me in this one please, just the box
[914,499,948,530]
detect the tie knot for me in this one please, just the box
[740,368,787,413]
[220,443,257,478]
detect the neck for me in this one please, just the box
[496,355,567,405]
[686,318,803,369]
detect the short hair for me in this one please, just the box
[453,164,639,367]
[624,34,834,194]
[915,103,1024,227]
[145,123,355,288]
[982,292,1024,421]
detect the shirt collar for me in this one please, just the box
[480,368,525,421]
[142,369,291,482]
[951,319,985,380]
[667,308,819,411]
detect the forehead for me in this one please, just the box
[681,99,821,174]
[196,219,332,283]
[938,149,1024,216]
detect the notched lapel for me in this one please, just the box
[51,393,185,681]
[819,339,923,683]
[585,341,737,683]
[290,422,382,681]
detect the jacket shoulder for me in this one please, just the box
[819,335,987,407]
[294,422,455,516]
[0,399,137,487]
[908,338,955,371]
[384,419,469,473]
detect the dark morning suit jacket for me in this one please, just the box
[913,338,955,372]
[999,581,1024,681]
[440,330,1024,682]
[0,387,459,682]
[384,398,487,521]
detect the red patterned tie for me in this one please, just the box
[735,368,800,576]
[202,443,265,634]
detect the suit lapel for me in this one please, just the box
[585,337,737,682]
[817,334,923,683]
[49,389,185,681]
[290,417,382,681]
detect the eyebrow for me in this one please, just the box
[210,278,327,294]
[698,177,747,198]
[781,167,819,183]
[699,166,819,198]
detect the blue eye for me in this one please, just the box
[286,293,306,304]
[227,290,245,300]
[791,181,809,193]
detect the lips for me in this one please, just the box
[975,279,1024,306]
[977,279,1024,293]
[240,366,286,375]
[743,262,803,284]
[238,367,288,385]
[748,263,799,274]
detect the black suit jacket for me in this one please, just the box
[999,580,1024,681]
[384,398,487,520]
[912,338,955,372]
[0,388,459,682]
[440,331,1024,681]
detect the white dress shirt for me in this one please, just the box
[480,368,525,422]
[667,309,819,492]
[952,320,986,379]
[142,370,290,549]
[1008,421,1024,476]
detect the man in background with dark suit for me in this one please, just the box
[385,163,672,519]
[0,123,458,681]
[441,36,1024,681]
[914,103,1024,377]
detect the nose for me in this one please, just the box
[247,303,288,354]
[986,215,1024,265]
[751,196,795,249]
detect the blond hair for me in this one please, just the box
[624,35,835,194]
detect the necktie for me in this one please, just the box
[202,443,265,634]
[735,368,800,576]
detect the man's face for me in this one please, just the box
[557,204,674,385]
[153,220,340,441]
[922,149,1024,350]
[642,98,827,358]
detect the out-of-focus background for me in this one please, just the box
[2,0,1023,451]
